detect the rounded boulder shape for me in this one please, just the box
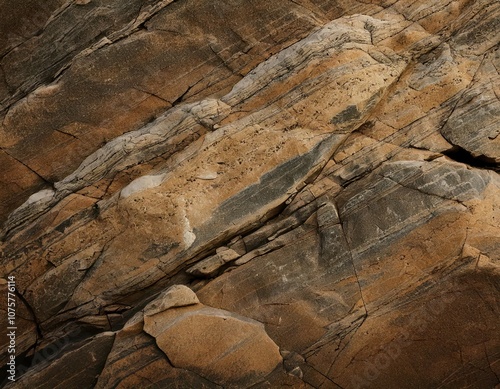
[144,306,282,387]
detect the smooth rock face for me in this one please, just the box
[144,303,282,387]
[1,0,499,388]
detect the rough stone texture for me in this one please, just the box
[0,0,499,387]
[95,324,222,389]
[187,247,241,277]
[3,332,115,389]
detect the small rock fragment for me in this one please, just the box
[186,247,240,277]
[143,285,199,317]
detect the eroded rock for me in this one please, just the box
[0,0,499,387]
[144,304,282,387]
[5,332,115,389]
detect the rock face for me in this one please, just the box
[142,286,282,388]
[0,0,499,388]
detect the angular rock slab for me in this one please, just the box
[144,305,282,388]
[441,81,500,162]
[95,325,221,389]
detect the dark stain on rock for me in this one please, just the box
[141,242,179,260]
[331,105,361,124]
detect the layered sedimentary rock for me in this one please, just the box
[0,0,499,388]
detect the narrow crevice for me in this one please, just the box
[1,0,180,114]
[74,230,126,289]
[54,1,170,83]
[0,147,53,185]
[15,291,43,341]
[337,209,369,316]
[42,0,74,33]
[324,314,367,379]
[54,128,79,140]
[2,52,75,113]
[363,21,375,46]
[142,330,178,368]
[133,86,172,105]
[51,32,112,81]
[171,84,193,106]
[0,291,44,383]
[0,39,29,63]
[7,321,98,383]
[208,44,238,76]
[131,0,183,34]
[303,362,345,388]
[442,146,499,171]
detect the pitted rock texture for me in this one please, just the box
[0,0,499,388]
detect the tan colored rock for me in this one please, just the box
[1,13,409,332]
[186,247,240,277]
[144,304,282,387]
[0,0,499,387]
[96,326,221,389]
[143,284,199,317]
[0,0,357,224]
[305,269,500,389]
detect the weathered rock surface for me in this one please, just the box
[6,332,115,389]
[0,0,499,387]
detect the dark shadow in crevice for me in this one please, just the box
[0,322,101,387]
[442,146,499,171]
